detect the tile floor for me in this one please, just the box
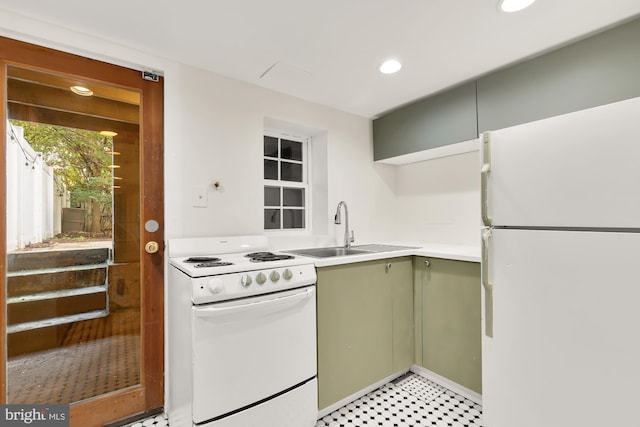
[316,374,482,427]
[126,373,482,427]
[8,308,140,404]
[126,414,169,427]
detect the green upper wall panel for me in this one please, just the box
[478,17,640,132]
[372,17,640,162]
[372,81,478,161]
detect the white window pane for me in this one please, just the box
[281,139,302,161]
[264,136,278,157]
[283,188,304,207]
[264,186,280,206]
[264,159,278,180]
[264,209,280,229]
[283,209,304,229]
[280,162,302,182]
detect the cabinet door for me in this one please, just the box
[316,260,394,410]
[416,257,482,394]
[391,257,414,372]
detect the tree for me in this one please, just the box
[11,120,113,234]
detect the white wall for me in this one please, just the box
[0,8,480,250]
[175,64,399,247]
[174,63,477,247]
[5,123,55,250]
[393,151,480,246]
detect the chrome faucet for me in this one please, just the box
[334,201,355,248]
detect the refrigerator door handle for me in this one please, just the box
[482,228,494,338]
[481,132,492,227]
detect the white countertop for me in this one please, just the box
[283,242,480,268]
[412,243,481,263]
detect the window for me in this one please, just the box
[263,133,309,230]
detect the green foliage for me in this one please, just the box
[10,120,113,205]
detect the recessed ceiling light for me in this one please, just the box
[499,0,536,12]
[379,59,402,74]
[70,85,93,96]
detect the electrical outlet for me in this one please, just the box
[192,186,207,207]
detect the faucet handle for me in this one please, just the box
[350,230,355,243]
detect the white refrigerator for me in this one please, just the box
[480,96,640,427]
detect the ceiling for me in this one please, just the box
[6,66,139,136]
[1,0,639,118]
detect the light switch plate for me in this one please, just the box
[192,186,207,207]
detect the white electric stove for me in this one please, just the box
[167,236,318,427]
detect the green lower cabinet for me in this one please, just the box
[414,257,482,394]
[391,258,414,373]
[317,257,413,410]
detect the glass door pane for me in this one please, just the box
[5,65,142,404]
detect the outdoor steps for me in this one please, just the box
[6,248,110,337]
[7,248,110,270]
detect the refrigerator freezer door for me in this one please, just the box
[483,229,640,427]
[483,96,640,228]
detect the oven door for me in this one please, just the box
[191,285,317,424]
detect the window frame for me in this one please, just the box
[263,130,311,233]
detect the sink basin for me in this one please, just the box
[285,247,371,258]
[284,244,420,258]
[351,244,420,252]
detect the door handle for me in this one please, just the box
[194,288,314,318]
[481,132,492,227]
[145,241,159,254]
[482,229,494,338]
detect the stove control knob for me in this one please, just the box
[240,275,253,287]
[256,272,267,285]
[283,269,293,280]
[207,278,224,294]
[270,271,281,282]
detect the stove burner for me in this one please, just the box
[244,252,275,258]
[185,256,221,263]
[249,254,295,262]
[195,261,234,268]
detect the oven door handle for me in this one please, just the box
[194,287,315,318]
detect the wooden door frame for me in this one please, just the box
[0,36,164,426]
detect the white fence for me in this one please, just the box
[6,123,68,252]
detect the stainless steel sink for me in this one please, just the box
[284,244,420,258]
[284,247,371,258]
[351,244,420,252]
